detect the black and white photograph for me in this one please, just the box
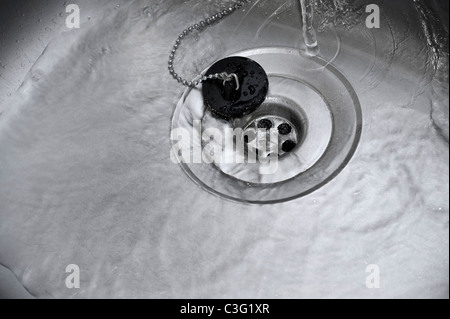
[0,0,448,302]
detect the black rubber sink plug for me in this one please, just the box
[202,57,269,120]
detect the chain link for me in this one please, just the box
[168,1,251,88]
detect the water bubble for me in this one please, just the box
[143,6,152,16]
[31,73,41,82]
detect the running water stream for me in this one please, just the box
[300,0,319,55]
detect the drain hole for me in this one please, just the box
[236,101,305,159]
[278,123,292,135]
[282,140,297,153]
[257,119,273,130]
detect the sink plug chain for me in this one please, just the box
[168,0,251,88]
[217,72,240,90]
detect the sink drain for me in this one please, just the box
[171,47,362,204]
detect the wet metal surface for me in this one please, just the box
[0,0,448,298]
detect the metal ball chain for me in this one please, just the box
[168,0,251,88]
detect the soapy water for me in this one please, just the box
[0,0,448,298]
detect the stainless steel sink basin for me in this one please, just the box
[0,0,448,299]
